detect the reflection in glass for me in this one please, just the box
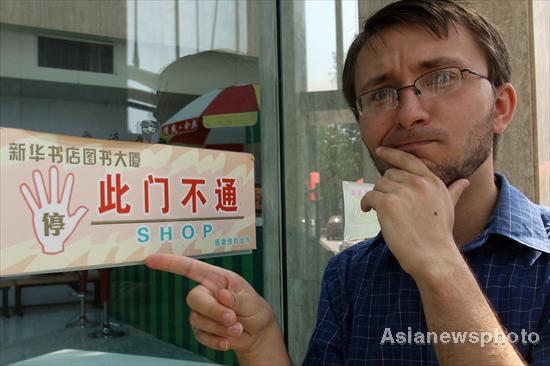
[281,0,363,363]
[137,119,160,143]
[305,0,358,91]
[0,1,265,365]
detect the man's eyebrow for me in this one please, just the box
[418,56,465,70]
[358,73,392,94]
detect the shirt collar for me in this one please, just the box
[481,173,550,253]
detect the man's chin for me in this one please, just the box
[373,157,462,186]
[428,164,471,186]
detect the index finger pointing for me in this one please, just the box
[145,253,227,291]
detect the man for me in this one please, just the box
[146,0,550,364]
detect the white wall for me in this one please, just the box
[1,96,132,140]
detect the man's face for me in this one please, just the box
[354,24,497,185]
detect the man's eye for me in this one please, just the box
[427,70,456,86]
[370,89,393,102]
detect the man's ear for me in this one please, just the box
[492,83,517,134]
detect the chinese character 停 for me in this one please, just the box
[42,212,66,236]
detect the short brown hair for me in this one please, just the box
[342,0,510,156]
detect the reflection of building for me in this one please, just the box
[0,27,131,139]
[0,0,259,139]
[1,1,128,138]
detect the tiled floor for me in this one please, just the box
[0,302,212,365]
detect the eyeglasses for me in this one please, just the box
[355,66,492,117]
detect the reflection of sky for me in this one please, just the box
[125,0,356,93]
[126,0,247,76]
[125,0,249,131]
[306,0,358,91]
[126,0,177,73]
[124,0,357,131]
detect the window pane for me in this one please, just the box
[0,1,276,365]
[280,0,367,363]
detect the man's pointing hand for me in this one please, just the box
[145,253,290,365]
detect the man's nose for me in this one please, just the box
[395,87,430,129]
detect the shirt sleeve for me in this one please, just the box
[303,254,350,365]
[531,291,550,365]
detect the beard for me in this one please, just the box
[368,108,494,186]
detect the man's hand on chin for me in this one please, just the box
[361,146,470,278]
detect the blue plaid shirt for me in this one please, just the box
[304,174,550,365]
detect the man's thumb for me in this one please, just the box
[218,283,262,317]
[217,288,237,309]
[448,178,470,206]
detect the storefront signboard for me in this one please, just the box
[0,127,256,276]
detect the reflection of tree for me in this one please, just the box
[316,122,362,222]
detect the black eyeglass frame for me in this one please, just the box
[354,66,493,117]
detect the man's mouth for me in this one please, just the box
[393,140,437,153]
